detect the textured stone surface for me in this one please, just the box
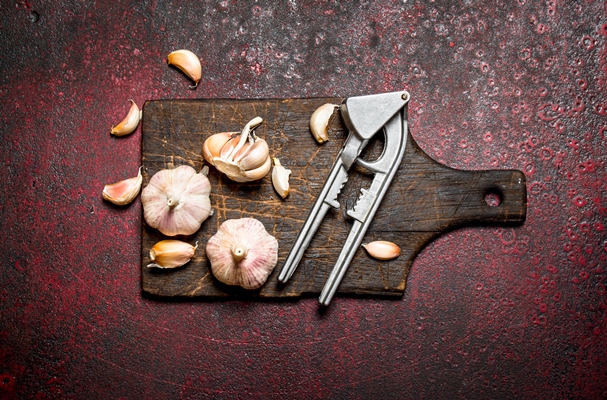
[1,0,606,398]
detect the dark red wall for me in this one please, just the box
[1,0,606,398]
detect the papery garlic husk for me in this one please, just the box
[102,167,142,205]
[111,100,141,137]
[148,240,197,269]
[271,158,291,199]
[362,241,401,261]
[202,117,271,182]
[141,165,211,236]
[310,103,337,143]
[206,218,278,290]
[167,49,202,87]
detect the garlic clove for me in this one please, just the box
[239,156,272,182]
[362,241,401,261]
[230,141,252,163]
[206,218,278,290]
[310,103,337,143]
[110,100,141,137]
[203,132,235,165]
[219,136,240,159]
[148,240,197,269]
[234,139,270,171]
[167,49,202,88]
[102,167,142,205]
[141,165,212,236]
[271,158,291,199]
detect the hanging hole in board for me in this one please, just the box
[484,188,503,207]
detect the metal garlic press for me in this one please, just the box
[278,91,410,306]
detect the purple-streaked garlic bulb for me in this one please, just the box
[206,218,278,290]
[141,165,211,236]
[202,117,272,182]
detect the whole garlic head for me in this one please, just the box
[141,165,212,236]
[206,218,278,290]
[202,117,271,182]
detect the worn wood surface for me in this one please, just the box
[141,98,526,298]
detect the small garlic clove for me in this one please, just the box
[362,241,401,261]
[102,167,143,205]
[110,100,140,137]
[310,103,337,143]
[148,240,197,269]
[219,136,240,159]
[230,141,252,163]
[235,139,270,171]
[240,156,272,182]
[203,132,235,165]
[167,49,202,88]
[272,158,291,199]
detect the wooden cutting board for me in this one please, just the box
[140,98,526,298]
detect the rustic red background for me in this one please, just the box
[2,0,606,398]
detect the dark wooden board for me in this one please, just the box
[141,98,526,298]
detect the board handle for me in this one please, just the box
[441,168,527,229]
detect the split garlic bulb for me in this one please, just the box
[206,218,278,290]
[202,117,272,182]
[141,165,211,236]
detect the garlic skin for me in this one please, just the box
[148,240,197,269]
[167,49,202,88]
[141,165,211,236]
[102,167,142,205]
[310,103,337,143]
[111,100,140,136]
[362,241,401,261]
[271,158,291,199]
[207,218,278,290]
[202,117,271,182]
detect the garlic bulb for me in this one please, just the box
[271,157,291,199]
[206,218,278,290]
[148,240,197,269]
[111,100,141,136]
[141,165,211,236]
[102,167,142,205]
[362,241,401,261]
[167,49,202,88]
[310,103,338,143]
[202,117,272,182]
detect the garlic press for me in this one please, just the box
[278,91,410,306]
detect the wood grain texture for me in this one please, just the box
[141,98,526,298]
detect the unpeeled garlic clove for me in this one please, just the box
[310,103,337,143]
[167,49,202,88]
[148,240,197,269]
[202,117,271,182]
[271,157,291,199]
[362,241,401,261]
[110,100,141,137]
[206,218,278,290]
[202,132,235,165]
[102,167,142,205]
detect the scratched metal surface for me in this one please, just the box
[1,0,606,398]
